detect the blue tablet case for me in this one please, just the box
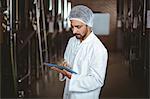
[44,63,77,74]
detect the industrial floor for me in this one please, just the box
[35,51,149,99]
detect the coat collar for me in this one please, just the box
[80,31,95,44]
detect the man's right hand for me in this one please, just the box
[60,60,68,67]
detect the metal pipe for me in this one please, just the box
[18,41,31,83]
[41,0,49,83]
[143,0,146,36]
[28,41,31,85]
[41,0,48,63]
[143,0,147,77]
[16,0,18,30]
[35,0,44,76]
[18,72,30,83]
[10,0,17,96]
[130,0,133,32]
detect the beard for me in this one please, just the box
[73,26,89,40]
[74,33,86,41]
[75,34,82,39]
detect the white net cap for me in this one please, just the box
[69,5,94,27]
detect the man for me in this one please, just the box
[51,5,108,99]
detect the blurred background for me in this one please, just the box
[0,0,149,98]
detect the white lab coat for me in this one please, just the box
[59,32,108,99]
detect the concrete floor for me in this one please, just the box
[35,51,149,99]
[100,52,148,99]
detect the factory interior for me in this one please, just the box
[0,0,149,98]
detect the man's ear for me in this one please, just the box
[87,26,92,32]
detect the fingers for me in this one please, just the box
[51,67,67,75]
[63,70,72,79]
[62,60,68,66]
[51,67,58,71]
[50,67,71,79]
[60,60,68,67]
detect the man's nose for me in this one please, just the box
[72,28,77,34]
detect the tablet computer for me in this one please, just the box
[44,63,77,74]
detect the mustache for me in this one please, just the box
[73,33,81,36]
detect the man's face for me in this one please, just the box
[70,20,89,41]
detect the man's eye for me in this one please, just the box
[76,26,82,29]
[71,25,82,30]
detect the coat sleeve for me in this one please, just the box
[69,46,108,92]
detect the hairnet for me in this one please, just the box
[69,5,94,27]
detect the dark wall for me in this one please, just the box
[0,12,2,98]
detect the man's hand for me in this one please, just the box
[51,67,72,79]
[63,69,72,79]
[60,60,72,79]
[60,60,68,67]
[51,67,66,75]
